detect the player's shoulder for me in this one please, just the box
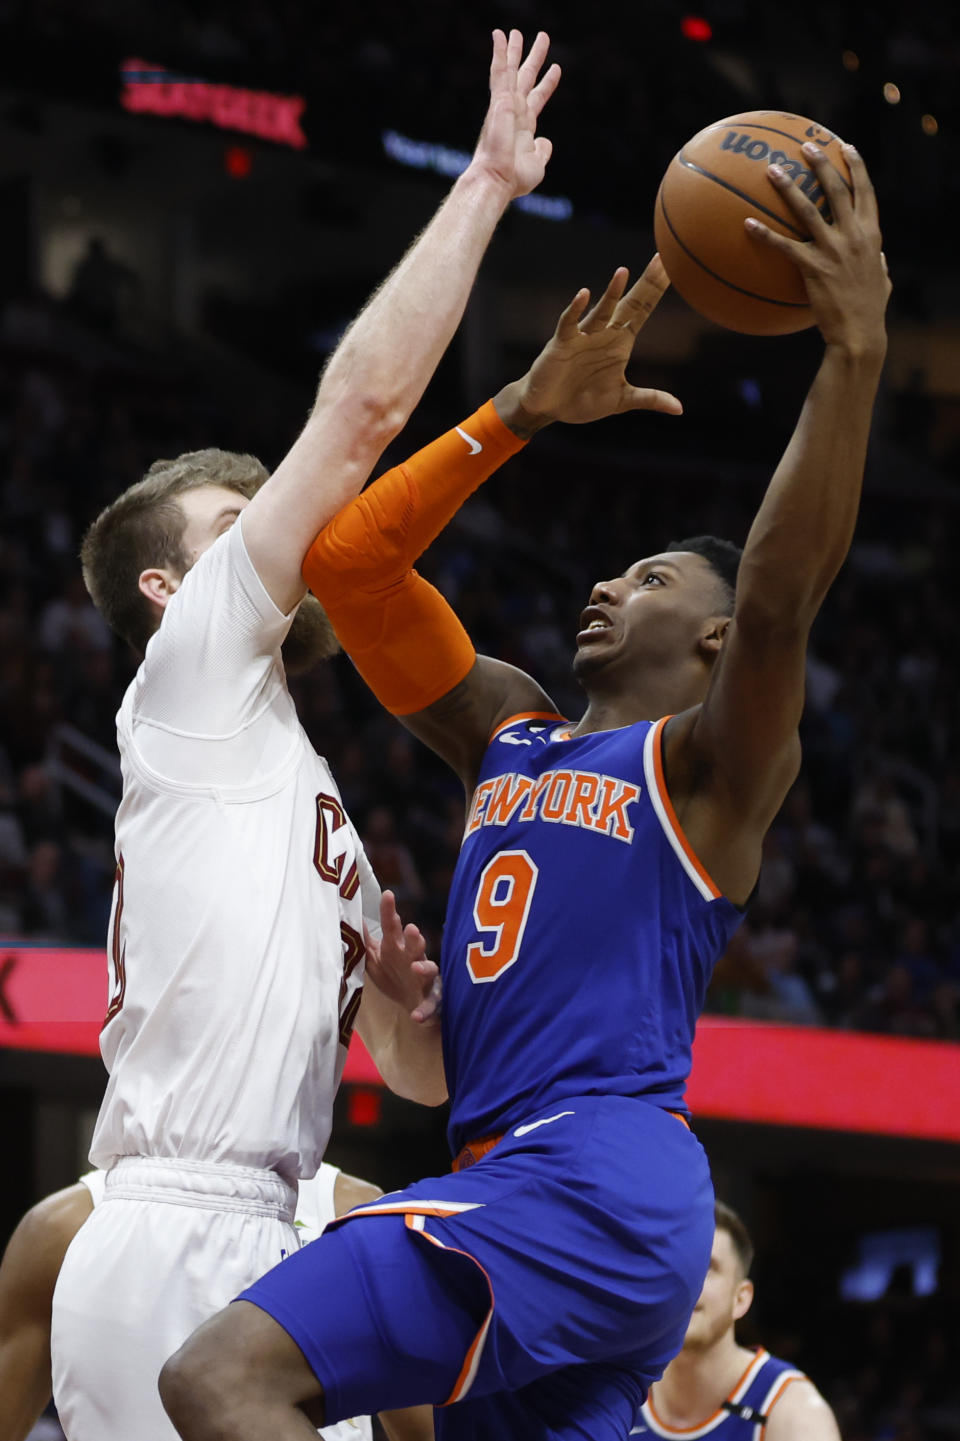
[763,1373,839,1440]
[0,1182,93,1300]
[332,1170,383,1217]
[11,1182,94,1247]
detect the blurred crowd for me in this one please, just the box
[3,0,957,270]
[756,1272,960,1440]
[1,284,959,1050]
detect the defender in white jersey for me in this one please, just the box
[49,28,561,1441]
[93,517,376,1179]
[0,1166,433,1441]
[632,1204,839,1441]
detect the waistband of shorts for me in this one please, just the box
[104,1155,297,1221]
[451,1109,691,1173]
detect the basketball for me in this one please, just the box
[654,110,852,335]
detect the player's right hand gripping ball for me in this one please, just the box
[654,110,853,335]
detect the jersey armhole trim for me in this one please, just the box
[132,680,287,742]
[121,718,304,803]
[643,717,723,903]
[488,710,565,744]
[759,1369,806,1419]
[644,1349,770,1436]
[731,1348,770,1403]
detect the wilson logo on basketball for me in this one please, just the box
[655,108,852,334]
[719,131,832,214]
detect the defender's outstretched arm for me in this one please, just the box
[665,143,890,905]
[303,261,679,791]
[243,30,561,613]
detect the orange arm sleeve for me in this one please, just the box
[302,400,527,715]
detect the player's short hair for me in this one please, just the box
[81,449,269,654]
[665,535,742,615]
[715,1200,755,1277]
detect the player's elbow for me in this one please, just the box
[351,393,408,450]
[312,386,407,457]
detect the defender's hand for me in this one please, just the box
[364,892,441,1025]
[494,257,682,436]
[745,143,890,359]
[469,29,560,199]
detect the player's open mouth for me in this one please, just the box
[576,606,614,645]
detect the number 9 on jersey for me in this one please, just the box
[465,849,539,984]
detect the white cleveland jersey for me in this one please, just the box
[90,516,379,1179]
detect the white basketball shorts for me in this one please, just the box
[51,1156,299,1441]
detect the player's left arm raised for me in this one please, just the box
[765,1378,842,1440]
[666,143,890,904]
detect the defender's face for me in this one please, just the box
[178,485,250,566]
[573,551,724,682]
[171,485,338,673]
[682,1228,752,1352]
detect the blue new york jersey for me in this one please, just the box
[632,1348,806,1438]
[441,713,744,1154]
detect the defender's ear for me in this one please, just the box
[138,568,180,611]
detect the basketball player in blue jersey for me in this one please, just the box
[633,1203,840,1440]
[161,146,889,1440]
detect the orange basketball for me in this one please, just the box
[654,110,852,335]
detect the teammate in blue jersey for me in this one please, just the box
[161,146,889,1440]
[633,1202,840,1440]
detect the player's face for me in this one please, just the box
[682,1228,753,1352]
[178,484,250,564]
[573,551,727,685]
[176,485,339,674]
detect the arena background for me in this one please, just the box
[1,2,958,1437]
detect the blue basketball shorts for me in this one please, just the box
[239,1095,714,1439]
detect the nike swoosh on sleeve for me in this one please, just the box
[513,1110,575,1138]
[455,426,483,456]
